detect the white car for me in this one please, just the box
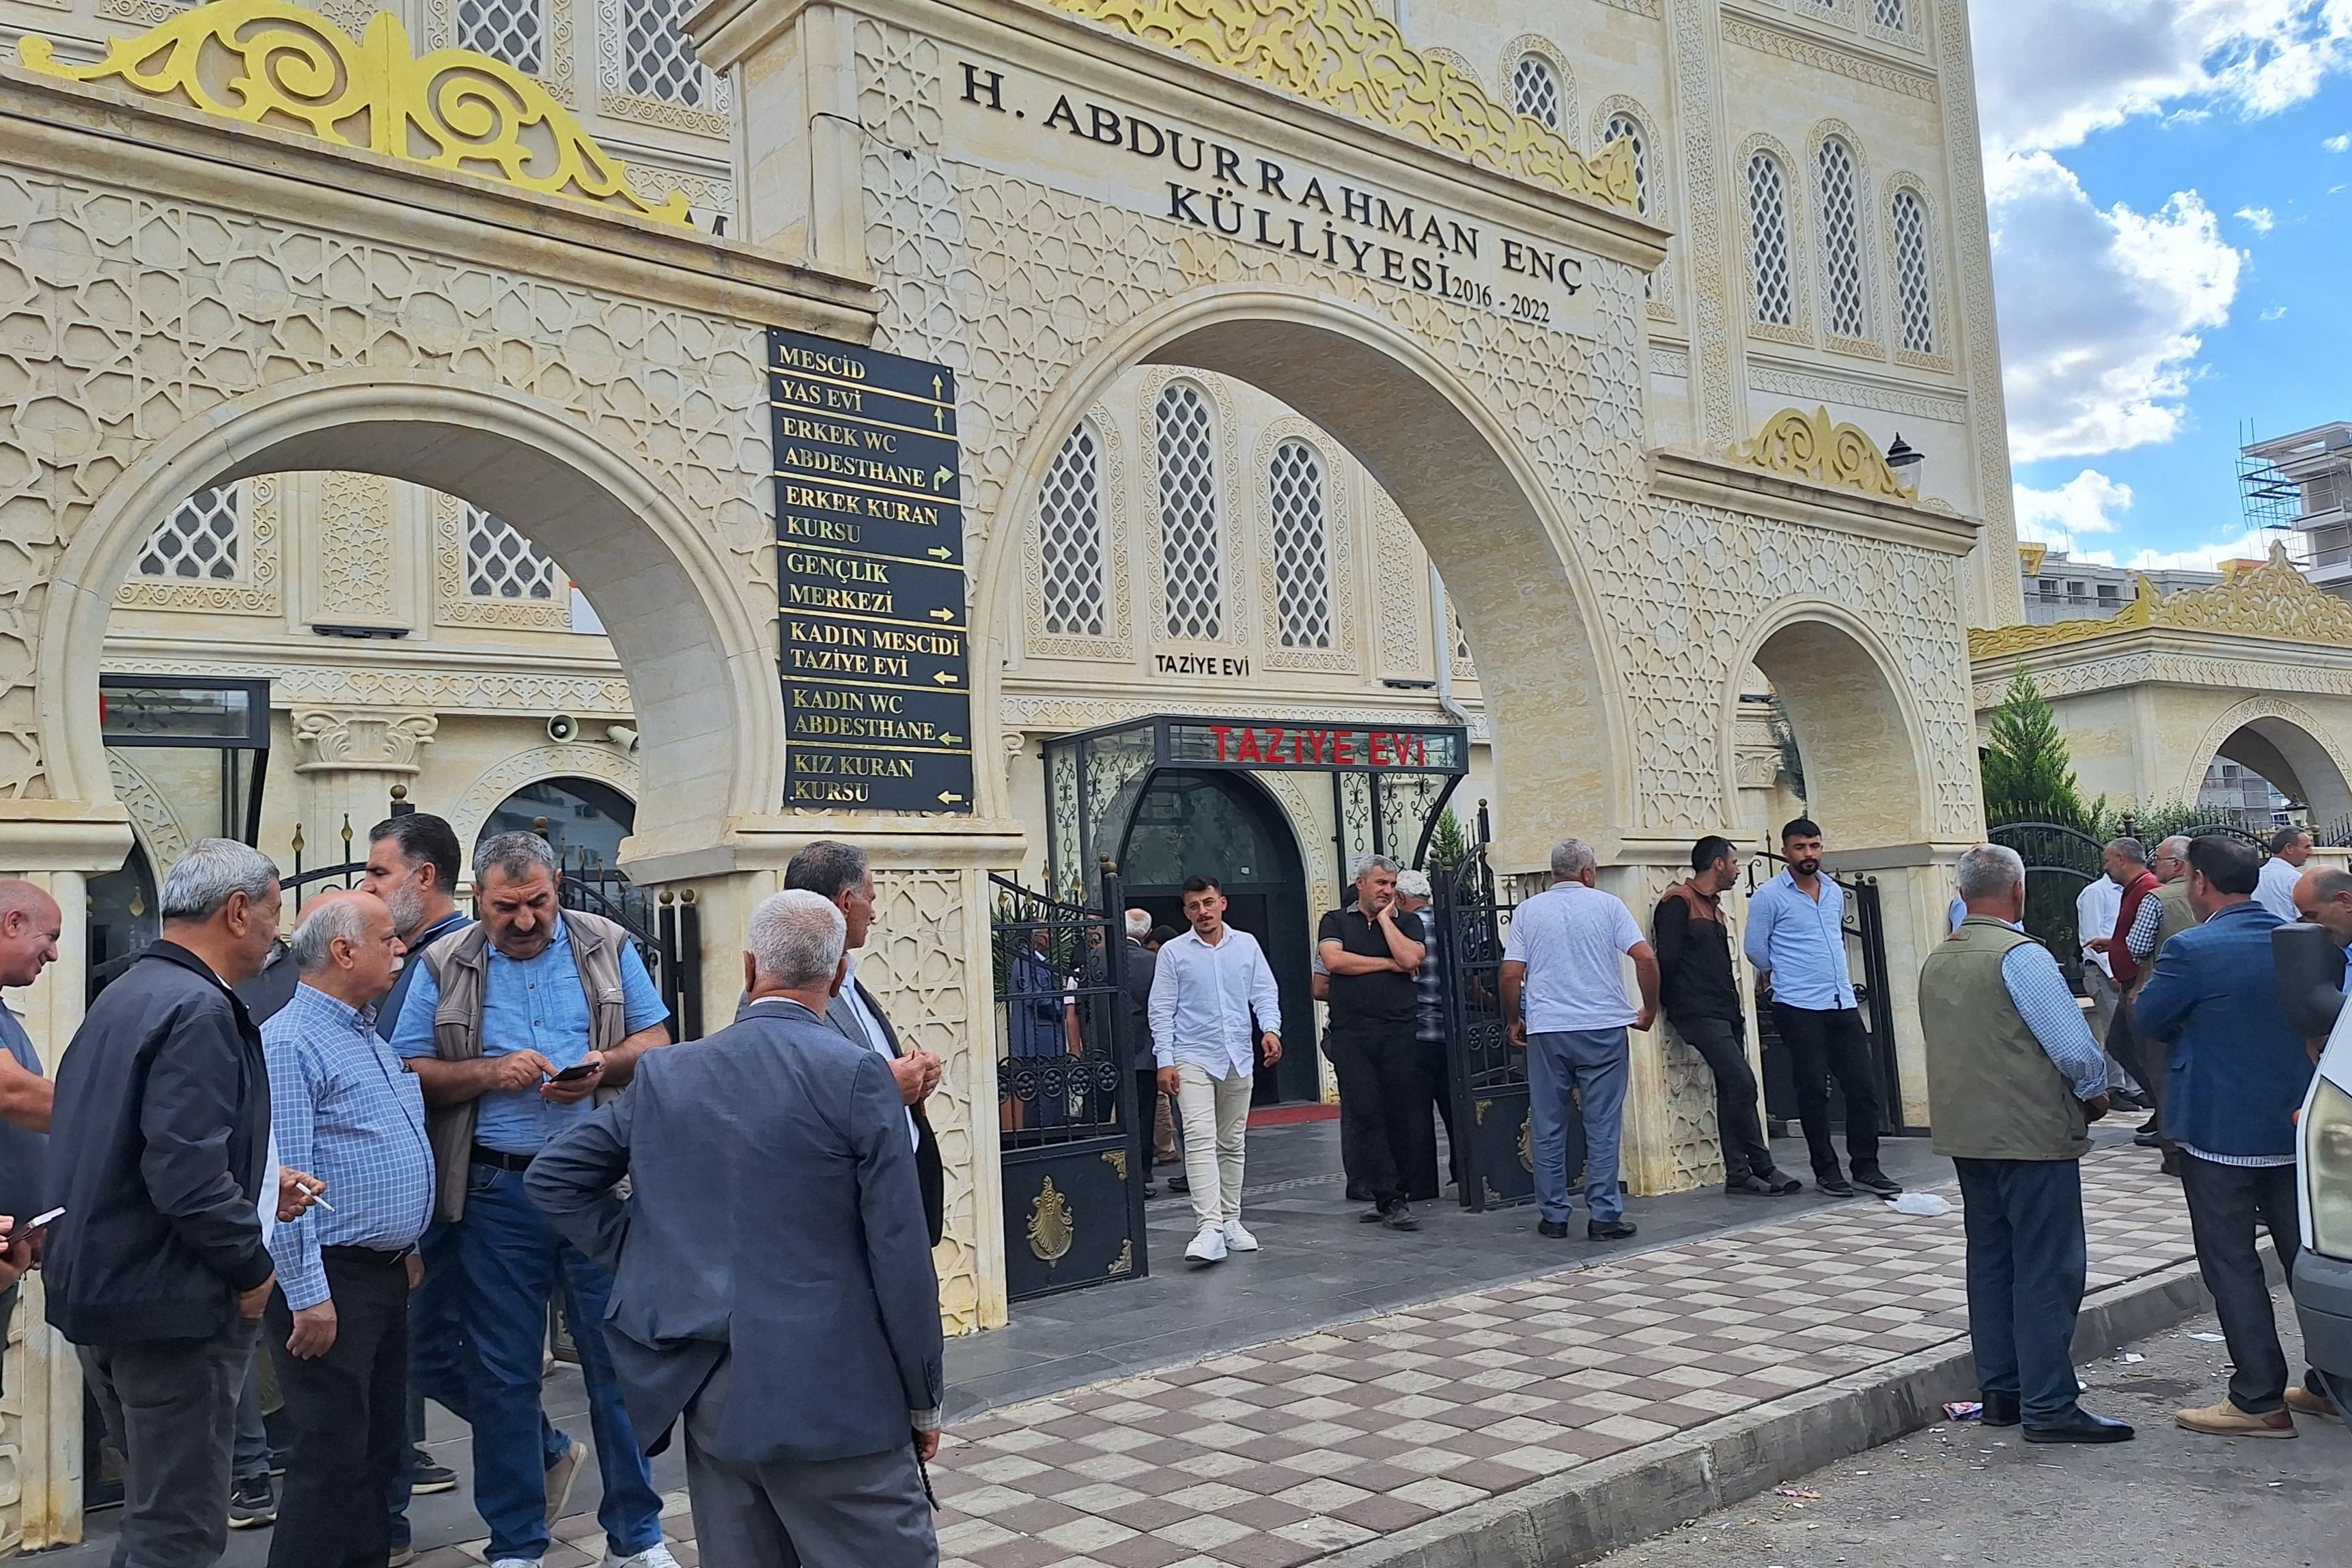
[2296,994,2352,1386]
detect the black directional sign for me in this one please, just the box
[770,328,973,813]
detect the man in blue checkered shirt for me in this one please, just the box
[262,891,434,1568]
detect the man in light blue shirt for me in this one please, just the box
[391,833,675,1568]
[1743,817,1899,1199]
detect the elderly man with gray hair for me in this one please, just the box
[530,890,944,1568]
[47,838,288,1567]
[1500,839,1658,1242]
[1319,853,1436,1229]
[1922,844,2129,1444]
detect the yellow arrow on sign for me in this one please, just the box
[927,546,952,560]
[927,608,955,623]
[932,671,959,686]
[937,790,965,805]
[934,466,955,489]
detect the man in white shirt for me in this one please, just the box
[2254,827,2312,925]
[2075,870,2123,1048]
[1148,876,1282,1264]
[1500,839,1660,1242]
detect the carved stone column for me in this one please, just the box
[288,709,439,858]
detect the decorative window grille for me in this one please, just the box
[456,0,543,74]
[1447,596,1475,675]
[1746,153,1794,326]
[1873,0,1907,27]
[622,0,710,104]
[1266,440,1334,650]
[141,488,240,580]
[1891,188,1937,353]
[1037,422,1107,637]
[1511,55,1561,130]
[464,505,563,600]
[1154,384,1222,640]
[1601,113,1655,300]
[1817,139,1865,338]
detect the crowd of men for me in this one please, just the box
[3,823,945,1568]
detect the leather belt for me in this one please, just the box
[469,1145,535,1172]
[320,1245,414,1266]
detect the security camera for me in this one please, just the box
[547,714,579,743]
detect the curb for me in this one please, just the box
[1322,1259,2214,1568]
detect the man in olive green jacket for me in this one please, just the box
[1922,845,2132,1444]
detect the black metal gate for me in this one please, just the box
[1987,820,2105,992]
[1433,845,1576,1210]
[1746,853,1911,1136]
[991,871,1147,1301]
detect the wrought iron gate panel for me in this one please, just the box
[1433,848,1573,1210]
[991,872,1147,1301]
[1987,820,2105,992]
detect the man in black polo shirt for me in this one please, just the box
[1319,855,1435,1230]
[1653,836,1799,1196]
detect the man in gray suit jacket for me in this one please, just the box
[527,891,944,1567]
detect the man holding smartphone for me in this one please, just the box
[391,833,677,1568]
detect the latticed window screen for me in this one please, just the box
[1447,596,1474,673]
[1266,440,1334,650]
[1746,153,1794,326]
[1154,384,1222,640]
[1873,0,1907,27]
[456,0,543,74]
[1817,139,1865,337]
[1892,189,1937,353]
[1511,56,1561,130]
[624,0,709,104]
[464,505,563,600]
[141,488,240,580]
[1037,423,1106,637]
[1601,114,1655,300]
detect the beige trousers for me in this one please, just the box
[1175,1062,1253,1231]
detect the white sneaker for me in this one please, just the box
[606,1548,682,1568]
[1222,1220,1259,1252]
[1184,1224,1228,1263]
[488,1559,543,1568]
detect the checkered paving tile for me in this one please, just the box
[415,1148,2188,1568]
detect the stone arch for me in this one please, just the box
[44,372,776,869]
[1731,601,1931,848]
[2185,697,2352,822]
[970,285,1626,870]
[448,742,645,856]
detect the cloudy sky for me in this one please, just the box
[1975,0,2351,570]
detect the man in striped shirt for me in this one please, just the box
[263,892,434,1568]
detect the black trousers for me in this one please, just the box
[1133,1067,1162,1175]
[1767,1003,1884,1179]
[2178,1154,2310,1414]
[1955,1158,2088,1425]
[264,1248,412,1568]
[1330,1020,1439,1208]
[2103,998,2170,1143]
[81,1319,257,1568]
[1418,1035,1457,1196]
[1672,1013,1776,1181]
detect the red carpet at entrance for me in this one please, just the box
[1246,1102,1339,1127]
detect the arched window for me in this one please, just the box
[1817,137,1865,338]
[1037,421,1106,637]
[141,488,239,580]
[1266,440,1333,649]
[478,777,636,871]
[1891,188,1937,354]
[1873,0,1907,27]
[1512,55,1562,130]
[1746,152,1795,327]
[455,0,544,73]
[1153,383,1222,640]
[1600,113,1651,216]
[464,504,563,600]
[622,0,712,105]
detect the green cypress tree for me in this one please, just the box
[1981,667,2086,826]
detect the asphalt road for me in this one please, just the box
[1598,1285,2350,1568]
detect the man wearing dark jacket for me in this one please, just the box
[1653,838,1798,1196]
[1119,910,1162,1192]
[47,838,283,1568]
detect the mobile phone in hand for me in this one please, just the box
[550,1062,597,1084]
[13,1207,64,1244]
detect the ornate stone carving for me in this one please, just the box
[18,0,689,223]
[1720,14,1937,99]
[290,708,439,773]
[432,492,572,630]
[1748,361,1967,423]
[1968,543,2352,660]
[1730,407,1917,499]
[316,473,400,622]
[1371,494,1424,680]
[115,477,283,615]
[108,750,192,869]
[1031,0,1639,211]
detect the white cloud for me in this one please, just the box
[1972,1,2352,159]
[2328,131,2352,149]
[1991,154,2242,461]
[2117,527,2284,571]
[2015,470,2136,557]
[2236,203,2278,229]
[2260,303,2291,318]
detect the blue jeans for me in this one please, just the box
[1526,1028,1628,1224]
[388,1218,572,1550]
[1954,1157,2088,1425]
[458,1164,662,1562]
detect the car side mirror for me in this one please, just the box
[2272,922,2347,1039]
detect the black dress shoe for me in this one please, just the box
[1816,1177,1857,1197]
[1980,1394,2021,1427]
[1384,1202,1420,1232]
[2136,1116,2160,1136]
[1359,1205,1390,1222]
[1538,1219,1571,1238]
[2133,1129,2163,1148]
[1588,1218,1638,1240]
[2159,1149,2181,1177]
[2024,1408,2136,1444]
[1143,1181,1158,1199]
[1167,1175,1190,1194]
[1755,1171,1804,1194]
[1724,1173,1782,1195]
[1345,1182,1373,1203]
[1854,1170,1903,1197]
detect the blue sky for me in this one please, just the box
[1972,1,2352,569]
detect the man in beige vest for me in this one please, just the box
[389,832,677,1568]
[1924,844,2132,1444]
